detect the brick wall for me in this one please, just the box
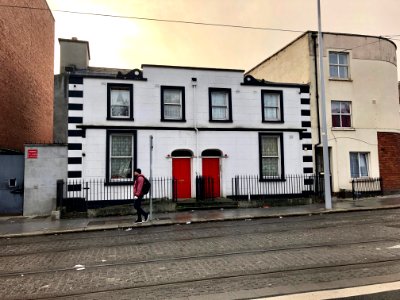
[378,132,400,194]
[0,0,54,152]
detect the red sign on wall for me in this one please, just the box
[27,149,38,159]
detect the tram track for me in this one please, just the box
[12,255,400,300]
[1,235,400,278]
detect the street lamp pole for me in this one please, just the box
[317,0,332,209]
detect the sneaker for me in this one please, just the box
[134,219,142,223]
[144,214,150,222]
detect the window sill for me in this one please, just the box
[349,177,372,182]
[209,120,233,123]
[259,177,286,182]
[332,127,355,131]
[105,180,134,186]
[107,117,134,121]
[161,119,186,122]
[262,120,284,124]
[329,78,353,82]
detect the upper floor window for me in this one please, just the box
[161,86,185,122]
[329,52,349,79]
[259,133,283,179]
[261,90,283,123]
[107,83,134,120]
[350,152,369,178]
[209,88,232,122]
[331,101,352,128]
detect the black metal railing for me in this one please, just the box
[352,177,382,200]
[64,177,177,203]
[196,176,215,201]
[231,174,325,199]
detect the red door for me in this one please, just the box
[172,158,191,199]
[202,158,220,198]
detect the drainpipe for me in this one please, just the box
[312,32,322,168]
[192,78,199,175]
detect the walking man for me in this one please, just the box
[133,168,149,223]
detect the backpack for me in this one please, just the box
[141,176,151,195]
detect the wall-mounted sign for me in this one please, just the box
[27,149,38,159]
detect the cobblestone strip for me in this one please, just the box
[54,261,400,300]
[2,240,400,299]
[1,225,399,274]
[2,212,400,257]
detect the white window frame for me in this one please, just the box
[350,152,369,178]
[262,90,283,122]
[260,134,282,178]
[329,51,349,79]
[331,100,352,128]
[107,83,133,120]
[161,87,185,121]
[210,88,232,121]
[110,87,131,118]
[109,134,134,180]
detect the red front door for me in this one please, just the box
[202,158,220,197]
[172,158,191,199]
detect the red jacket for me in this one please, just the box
[133,175,145,197]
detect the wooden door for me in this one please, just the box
[172,158,191,199]
[202,158,220,198]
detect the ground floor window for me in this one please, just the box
[350,152,369,178]
[259,133,283,179]
[106,130,136,181]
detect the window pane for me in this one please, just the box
[111,89,130,106]
[262,137,278,156]
[264,93,279,107]
[329,66,338,78]
[329,53,337,64]
[339,53,348,64]
[359,153,368,176]
[341,102,351,113]
[350,153,359,178]
[341,115,351,127]
[111,136,132,156]
[339,66,348,78]
[111,158,132,179]
[331,101,340,113]
[164,104,181,119]
[111,89,130,117]
[264,108,278,120]
[212,107,227,120]
[211,92,227,106]
[262,158,279,176]
[111,106,129,117]
[332,115,341,127]
[164,90,181,104]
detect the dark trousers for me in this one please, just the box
[133,196,147,221]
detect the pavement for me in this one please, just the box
[1,194,400,238]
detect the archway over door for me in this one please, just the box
[171,149,193,199]
[201,149,222,198]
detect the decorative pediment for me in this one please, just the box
[116,69,147,81]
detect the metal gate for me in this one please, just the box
[0,153,24,215]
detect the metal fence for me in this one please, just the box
[231,174,325,199]
[352,177,382,200]
[196,176,215,201]
[64,177,177,204]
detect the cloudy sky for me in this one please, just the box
[46,0,400,75]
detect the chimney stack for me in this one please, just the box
[59,37,90,74]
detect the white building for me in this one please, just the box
[248,32,400,194]
[56,39,312,202]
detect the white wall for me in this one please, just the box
[72,66,308,198]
